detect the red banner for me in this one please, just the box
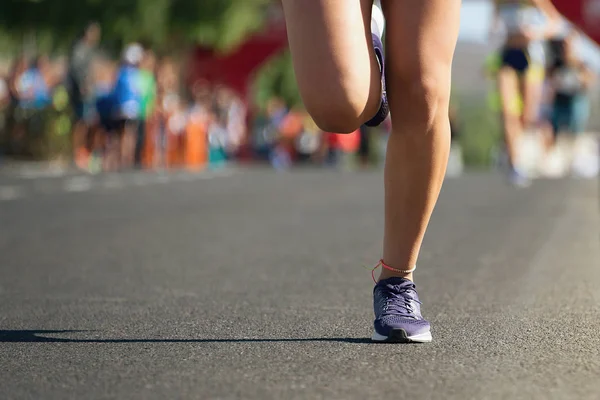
[552,0,600,44]
[187,19,288,101]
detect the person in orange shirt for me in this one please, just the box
[185,82,213,170]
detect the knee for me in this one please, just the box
[389,67,451,133]
[301,91,365,134]
[305,101,363,134]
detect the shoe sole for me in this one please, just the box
[371,329,432,343]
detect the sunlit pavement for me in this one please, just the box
[0,168,598,399]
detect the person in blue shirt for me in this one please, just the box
[18,56,52,110]
[105,43,144,170]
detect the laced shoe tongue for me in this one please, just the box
[382,285,418,318]
[380,278,418,306]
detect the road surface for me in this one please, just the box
[1,167,599,399]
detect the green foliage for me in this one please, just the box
[252,51,301,110]
[0,0,272,52]
[456,93,503,167]
[171,0,271,52]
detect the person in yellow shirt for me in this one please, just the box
[491,0,560,186]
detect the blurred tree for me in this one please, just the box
[0,0,272,52]
[0,0,301,137]
[252,51,301,110]
[171,0,272,52]
[456,93,502,167]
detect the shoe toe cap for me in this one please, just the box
[375,316,431,337]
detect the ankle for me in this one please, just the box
[378,271,414,282]
[373,259,416,283]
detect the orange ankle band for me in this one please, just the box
[371,259,416,283]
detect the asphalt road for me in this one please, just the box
[0,167,599,400]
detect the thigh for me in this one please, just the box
[382,0,461,115]
[281,0,376,115]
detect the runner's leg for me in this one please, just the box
[281,0,383,133]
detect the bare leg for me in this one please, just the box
[119,123,137,169]
[281,0,382,133]
[73,121,89,169]
[104,134,120,172]
[498,67,523,169]
[378,0,461,281]
[521,65,545,130]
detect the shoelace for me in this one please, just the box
[379,284,422,318]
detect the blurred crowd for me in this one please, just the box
[0,22,392,173]
[0,18,596,178]
[484,22,599,179]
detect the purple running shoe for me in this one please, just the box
[372,277,432,343]
[364,32,389,127]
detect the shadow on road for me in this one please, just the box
[0,330,372,344]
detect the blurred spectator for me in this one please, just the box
[190,81,213,120]
[0,30,390,172]
[207,111,229,167]
[322,129,361,167]
[0,73,8,161]
[294,109,321,163]
[185,82,212,169]
[155,58,182,168]
[166,97,188,167]
[5,56,29,154]
[547,31,595,141]
[223,90,246,156]
[272,105,304,169]
[10,55,55,157]
[257,97,287,161]
[18,56,53,110]
[106,43,144,170]
[135,49,157,168]
[67,22,101,168]
[84,58,114,171]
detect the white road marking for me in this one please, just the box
[0,186,23,201]
[174,173,197,182]
[64,177,92,192]
[20,166,68,179]
[133,175,153,186]
[1,167,235,200]
[103,178,125,189]
[34,181,57,194]
[156,174,170,184]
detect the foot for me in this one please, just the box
[372,277,432,343]
[364,32,389,127]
